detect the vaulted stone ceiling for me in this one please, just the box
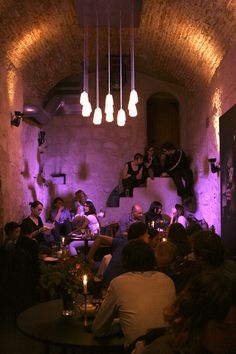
[1,0,236,102]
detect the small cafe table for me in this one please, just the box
[17,299,124,354]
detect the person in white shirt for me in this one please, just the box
[92,239,176,348]
[69,201,100,256]
[170,204,188,228]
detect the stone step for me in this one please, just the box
[102,177,181,225]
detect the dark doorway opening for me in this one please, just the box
[147,92,180,152]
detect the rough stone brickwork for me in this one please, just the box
[42,71,189,217]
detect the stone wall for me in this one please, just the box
[41,71,189,217]
[0,61,42,230]
[182,44,236,235]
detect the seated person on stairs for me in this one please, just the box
[161,142,193,203]
[121,153,145,197]
[143,146,163,180]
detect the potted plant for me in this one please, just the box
[41,258,92,314]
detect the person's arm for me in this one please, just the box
[86,235,113,267]
[170,208,176,224]
[25,226,49,239]
[122,163,131,180]
[178,216,188,228]
[92,282,120,337]
[81,216,90,230]
[136,166,143,180]
[53,207,64,223]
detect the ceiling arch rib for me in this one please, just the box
[0,0,234,101]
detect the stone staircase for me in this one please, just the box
[102,177,181,224]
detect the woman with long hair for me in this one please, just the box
[69,201,100,256]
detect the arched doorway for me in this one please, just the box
[147,92,180,152]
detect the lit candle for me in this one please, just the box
[62,237,65,246]
[83,275,88,293]
[162,237,167,242]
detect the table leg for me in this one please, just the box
[43,343,50,354]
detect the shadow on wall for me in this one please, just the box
[21,160,30,179]
[203,156,210,175]
[78,162,89,180]
[28,184,37,201]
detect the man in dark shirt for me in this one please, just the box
[161,142,194,201]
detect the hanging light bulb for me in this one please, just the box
[93,107,102,125]
[82,101,92,117]
[80,91,89,106]
[93,15,102,125]
[81,26,91,116]
[117,108,126,126]
[105,93,114,113]
[128,103,137,117]
[117,12,126,127]
[106,112,114,122]
[105,15,114,122]
[129,89,138,105]
[128,6,138,116]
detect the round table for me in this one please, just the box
[17,299,124,354]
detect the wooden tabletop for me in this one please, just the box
[17,299,124,351]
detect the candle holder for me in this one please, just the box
[82,291,89,328]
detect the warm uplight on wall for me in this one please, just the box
[212,87,222,152]
[7,67,17,109]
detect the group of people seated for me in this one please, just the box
[121,142,194,203]
[91,220,236,353]
[1,190,236,354]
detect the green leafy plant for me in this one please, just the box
[41,258,91,299]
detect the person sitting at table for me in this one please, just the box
[170,203,188,228]
[69,201,100,256]
[14,227,41,314]
[92,239,176,348]
[71,189,89,217]
[88,221,150,288]
[49,197,72,245]
[0,221,21,317]
[21,201,51,254]
[118,203,145,236]
[140,271,236,354]
[145,201,170,230]
[143,145,163,180]
[121,153,145,197]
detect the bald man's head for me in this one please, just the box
[131,204,144,221]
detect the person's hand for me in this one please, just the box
[161,172,169,177]
[170,208,176,217]
[39,225,50,233]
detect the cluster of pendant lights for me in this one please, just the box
[80,13,138,127]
